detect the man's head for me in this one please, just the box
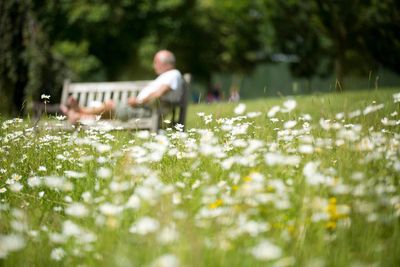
[153,50,175,75]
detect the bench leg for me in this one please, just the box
[149,113,159,133]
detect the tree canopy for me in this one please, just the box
[262,0,400,90]
[1,0,399,113]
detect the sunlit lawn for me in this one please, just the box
[0,88,399,266]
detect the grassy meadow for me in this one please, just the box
[0,89,399,267]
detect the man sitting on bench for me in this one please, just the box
[60,50,183,124]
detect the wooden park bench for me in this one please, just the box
[34,74,191,132]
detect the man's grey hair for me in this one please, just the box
[159,52,175,65]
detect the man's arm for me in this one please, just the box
[128,84,171,107]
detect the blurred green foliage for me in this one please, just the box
[261,0,400,90]
[52,41,103,81]
[0,0,399,114]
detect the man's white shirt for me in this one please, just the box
[137,69,183,103]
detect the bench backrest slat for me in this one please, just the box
[121,90,128,104]
[104,91,112,102]
[85,91,93,105]
[63,81,152,106]
[79,92,87,106]
[72,92,79,101]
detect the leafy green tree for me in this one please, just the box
[137,0,264,86]
[312,0,377,90]
[262,0,400,91]
[362,0,400,74]
[0,0,95,113]
[262,1,331,91]
[0,0,122,113]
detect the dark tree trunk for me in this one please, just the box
[7,0,29,114]
[335,49,345,92]
[13,63,28,115]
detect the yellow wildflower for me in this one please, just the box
[209,199,223,209]
[244,176,252,182]
[326,221,337,230]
